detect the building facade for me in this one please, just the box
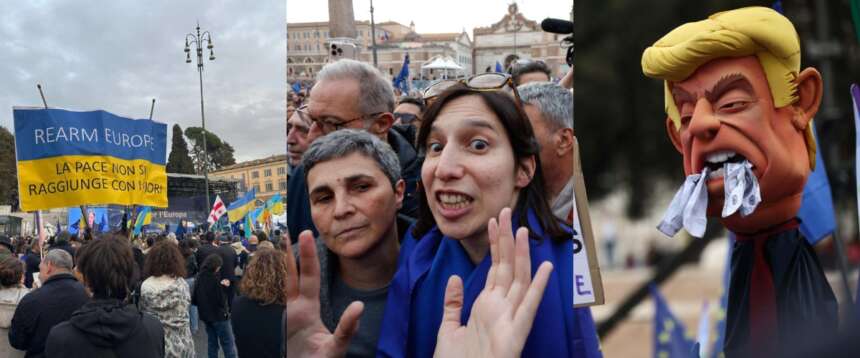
[210,154,287,203]
[473,3,570,79]
[287,20,472,84]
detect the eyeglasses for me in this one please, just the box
[422,73,521,103]
[394,112,418,124]
[296,106,383,134]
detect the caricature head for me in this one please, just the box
[641,7,823,233]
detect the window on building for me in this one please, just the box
[254,184,261,193]
[265,182,273,192]
[264,169,272,177]
[252,171,259,178]
[279,181,287,190]
[277,167,286,175]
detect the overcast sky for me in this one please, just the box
[0,1,286,162]
[287,0,573,35]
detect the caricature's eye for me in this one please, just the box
[680,115,692,126]
[469,139,489,151]
[720,100,750,112]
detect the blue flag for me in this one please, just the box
[772,0,784,14]
[291,82,301,94]
[495,61,503,73]
[797,125,836,244]
[97,211,108,232]
[651,284,697,358]
[393,53,411,93]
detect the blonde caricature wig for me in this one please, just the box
[641,6,816,168]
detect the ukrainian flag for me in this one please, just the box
[133,206,152,236]
[244,211,254,238]
[227,188,256,223]
[267,193,284,215]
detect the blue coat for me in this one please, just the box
[376,212,602,358]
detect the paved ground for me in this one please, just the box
[192,321,229,358]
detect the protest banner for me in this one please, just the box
[14,108,168,211]
[572,137,605,307]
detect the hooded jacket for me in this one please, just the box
[288,126,422,240]
[44,299,164,358]
[0,287,29,358]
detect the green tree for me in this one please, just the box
[0,127,17,211]
[166,124,195,174]
[184,127,237,174]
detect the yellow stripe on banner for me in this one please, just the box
[17,155,168,211]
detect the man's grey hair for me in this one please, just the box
[44,249,74,271]
[302,129,401,189]
[517,82,573,130]
[317,59,395,114]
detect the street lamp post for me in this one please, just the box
[185,22,216,213]
[370,0,379,67]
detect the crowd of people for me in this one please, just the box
[0,229,287,358]
[286,57,598,358]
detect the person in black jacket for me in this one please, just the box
[45,235,164,358]
[195,232,220,269]
[9,249,88,358]
[216,235,238,307]
[22,241,40,289]
[192,254,237,358]
[51,232,76,259]
[231,248,286,358]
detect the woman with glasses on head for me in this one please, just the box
[377,74,601,358]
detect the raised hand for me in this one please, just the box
[433,208,554,358]
[286,230,364,358]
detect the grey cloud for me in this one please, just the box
[0,0,286,162]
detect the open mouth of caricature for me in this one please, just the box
[702,150,750,180]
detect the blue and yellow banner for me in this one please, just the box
[14,108,167,211]
[227,188,256,223]
[267,192,284,215]
[133,206,153,236]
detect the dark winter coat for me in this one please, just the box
[8,272,89,358]
[231,295,284,358]
[44,299,165,358]
[191,270,229,323]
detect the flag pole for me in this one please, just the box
[38,84,89,235]
[148,98,156,120]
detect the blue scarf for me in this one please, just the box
[376,210,602,358]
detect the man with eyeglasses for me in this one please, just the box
[287,59,421,242]
[517,82,575,226]
[287,104,312,174]
[392,96,425,145]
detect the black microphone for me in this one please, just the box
[541,18,573,34]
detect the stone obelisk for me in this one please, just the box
[328,0,357,39]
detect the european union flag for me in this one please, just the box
[495,61,503,73]
[393,54,411,93]
[651,284,697,358]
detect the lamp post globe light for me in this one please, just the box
[185,22,215,215]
